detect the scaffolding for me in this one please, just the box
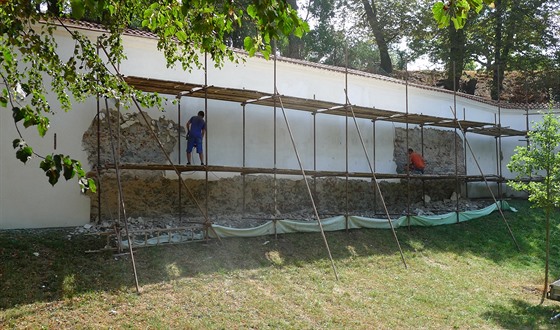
[115,71,527,217]
[96,56,531,231]
[93,49,533,291]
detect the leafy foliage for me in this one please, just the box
[432,0,494,29]
[12,139,33,164]
[1,0,307,190]
[507,109,560,209]
[296,0,417,74]
[507,104,560,303]
[407,0,559,99]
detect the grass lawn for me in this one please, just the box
[1,199,560,329]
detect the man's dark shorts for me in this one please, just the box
[187,137,203,153]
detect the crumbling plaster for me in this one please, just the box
[83,109,464,223]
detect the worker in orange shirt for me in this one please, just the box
[406,148,425,174]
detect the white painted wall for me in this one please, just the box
[0,89,92,229]
[0,25,554,229]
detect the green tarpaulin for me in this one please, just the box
[209,201,516,238]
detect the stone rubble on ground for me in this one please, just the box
[70,197,493,238]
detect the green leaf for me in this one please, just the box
[40,156,52,172]
[451,17,462,30]
[243,36,254,51]
[76,167,86,177]
[63,163,75,180]
[53,154,62,172]
[262,44,271,60]
[37,117,49,137]
[294,23,309,38]
[181,0,190,16]
[19,83,31,95]
[87,178,97,193]
[468,0,484,13]
[16,146,33,163]
[2,47,13,66]
[79,177,97,193]
[247,5,257,18]
[46,169,60,186]
[70,0,86,19]
[432,3,450,28]
[12,139,22,149]
[12,107,24,123]
[23,114,38,128]
[0,95,7,108]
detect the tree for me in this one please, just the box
[457,0,559,100]
[471,0,558,100]
[283,0,304,59]
[1,0,308,190]
[507,105,560,304]
[406,1,474,91]
[432,0,495,29]
[410,0,558,97]
[441,20,468,90]
[294,0,419,74]
[360,0,393,74]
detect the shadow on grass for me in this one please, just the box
[0,199,557,310]
[483,299,560,329]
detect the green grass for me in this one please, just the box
[1,200,560,329]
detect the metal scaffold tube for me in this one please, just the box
[344,92,408,269]
[98,43,221,243]
[313,111,317,201]
[177,96,182,222]
[448,105,520,251]
[242,104,247,218]
[103,97,141,294]
[276,92,340,280]
[345,51,349,223]
[204,52,210,233]
[453,61,459,222]
[372,120,377,214]
[463,108,469,199]
[405,65,411,227]
[421,125,425,206]
[269,42,338,279]
[96,94,102,225]
[273,46,278,238]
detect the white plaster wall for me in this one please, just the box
[0,27,98,229]
[1,25,555,229]
[0,94,92,229]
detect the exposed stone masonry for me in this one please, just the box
[82,111,469,227]
[394,127,465,175]
[82,109,182,165]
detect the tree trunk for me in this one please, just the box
[284,0,303,59]
[491,0,504,101]
[541,206,550,304]
[541,167,552,304]
[361,0,392,74]
[444,25,466,91]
